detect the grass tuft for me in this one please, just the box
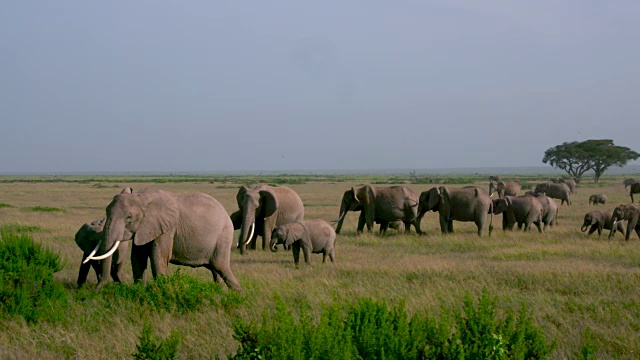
[26,206,65,213]
[0,203,12,208]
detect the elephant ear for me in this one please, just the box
[427,187,441,210]
[229,210,243,230]
[356,185,376,204]
[134,191,179,246]
[284,223,304,247]
[236,186,250,209]
[349,187,359,204]
[259,189,278,217]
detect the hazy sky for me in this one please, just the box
[1,1,639,173]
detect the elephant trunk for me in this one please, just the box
[581,224,588,232]
[238,211,256,254]
[87,217,124,288]
[269,238,279,252]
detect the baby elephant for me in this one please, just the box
[588,194,607,205]
[581,210,625,237]
[270,219,336,266]
[75,218,129,287]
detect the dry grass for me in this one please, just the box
[0,177,639,359]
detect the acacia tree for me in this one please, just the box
[542,139,639,182]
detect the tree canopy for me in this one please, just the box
[542,139,639,182]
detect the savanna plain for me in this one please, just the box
[0,174,639,359]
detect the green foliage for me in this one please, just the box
[229,290,554,360]
[27,206,65,213]
[0,203,12,208]
[133,322,181,360]
[0,230,67,323]
[0,224,42,233]
[575,328,599,360]
[77,272,243,314]
[543,139,639,182]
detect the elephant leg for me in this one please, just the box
[292,243,301,267]
[365,207,375,233]
[77,258,93,287]
[357,212,366,234]
[535,221,543,233]
[502,216,508,231]
[131,244,151,283]
[378,220,389,235]
[328,248,335,263]
[635,226,640,240]
[150,236,173,278]
[588,225,597,235]
[209,251,241,291]
[448,220,454,234]
[262,216,278,251]
[90,260,102,282]
[301,243,311,265]
[322,251,327,263]
[110,262,122,283]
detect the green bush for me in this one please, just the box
[78,271,243,314]
[230,290,554,360]
[133,322,181,360]
[0,203,12,208]
[27,206,64,212]
[0,230,67,323]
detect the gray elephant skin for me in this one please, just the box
[489,181,521,199]
[610,204,640,241]
[629,183,640,203]
[588,194,607,205]
[335,185,422,235]
[231,184,304,254]
[623,178,637,190]
[85,187,241,291]
[556,178,577,194]
[75,218,129,288]
[529,194,558,230]
[417,186,493,236]
[270,219,336,266]
[534,182,571,206]
[492,195,543,232]
[581,210,624,237]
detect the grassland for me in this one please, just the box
[0,174,639,359]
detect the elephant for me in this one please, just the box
[231,184,304,254]
[376,219,405,234]
[84,187,242,291]
[609,204,640,240]
[270,219,336,266]
[417,186,493,236]
[581,210,625,238]
[528,193,558,230]
[489,175,501,182]
[629,183,640,203]
[334,185,422,235]
[74,217,129,288]
[489,181,521,198]
[492,195,543,232]
[623,178,637,190]
[588,194,607,205]
[534,182,571,205]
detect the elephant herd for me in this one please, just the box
[74,177,639,291]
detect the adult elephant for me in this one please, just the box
[582,210,625,238]
[417,186,493,237]
[231,184,304,254]
[559,178,578,194]
[629,183,640,203]
[534,182,571,206]
[609,204,640,241]
[492,195,543,232]
[334,185,422,235]
[84,187,241,291]
[489,181,521,198]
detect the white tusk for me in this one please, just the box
[82,239,103,264]
[336,211,346,223]
[244,223,255,246]
[612,220,617,227]
[86,240,121,261]
[490,192,494,198]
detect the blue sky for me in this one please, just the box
[1,1,639,173]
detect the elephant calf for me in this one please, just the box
[270,219,336,266]
[492,196,543,232]
[588,194,607,205]
[74,218,129,288]
[581,210,625,238]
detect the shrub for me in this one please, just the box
[230,290,554,359]
[78,271,243,314]
[0,229,67,323]
[0,203,12,208]
[133,322,181,360]
[27,206,64,213]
